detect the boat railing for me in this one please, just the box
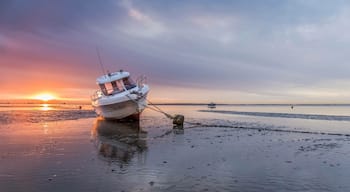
[92,87,127,100]
[136,75,147,88]
[91,90,104,101]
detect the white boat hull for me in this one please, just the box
[92,85,149,120]
[94,96,147,120]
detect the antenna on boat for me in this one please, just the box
[96,47,106,75]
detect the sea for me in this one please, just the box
[1,103,350,192]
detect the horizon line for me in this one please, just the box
[2,99,350,106]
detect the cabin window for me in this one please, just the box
[116,80,124,91]
[99,84,108,95]
[99,82,121,95]
[99,78,135,96]
[122,77,136,90]
[105,83,114,95]
[111,81,117,91]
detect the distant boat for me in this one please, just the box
[91,70,150,120]
[208,102,216,109]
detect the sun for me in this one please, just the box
[33,93,56,102]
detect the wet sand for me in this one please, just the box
[1,105,350,191]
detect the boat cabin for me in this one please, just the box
[96,71,136,96]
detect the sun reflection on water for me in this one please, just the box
[42,123,49,134]
[40,104,52,111]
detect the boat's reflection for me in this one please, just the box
[92,118,147,164]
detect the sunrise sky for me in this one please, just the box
[2,0,350,104]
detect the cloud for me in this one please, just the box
[116,0,166,38]
[292,7,350,43]
[2,0,350,102]
[190,14,239,44]
[96,1,350,98]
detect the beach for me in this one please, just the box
[1,104,350,191]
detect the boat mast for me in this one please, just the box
[96,47,106,75]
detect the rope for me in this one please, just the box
[145,98,174,119]
[145,104,173,119]
[125,93,174,119]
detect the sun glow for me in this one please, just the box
[33,93,56,102]
[40,103,51,111]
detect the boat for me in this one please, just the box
[91,70,150,120]
[208,102,216,109]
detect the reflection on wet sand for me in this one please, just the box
[91,118,147,164]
